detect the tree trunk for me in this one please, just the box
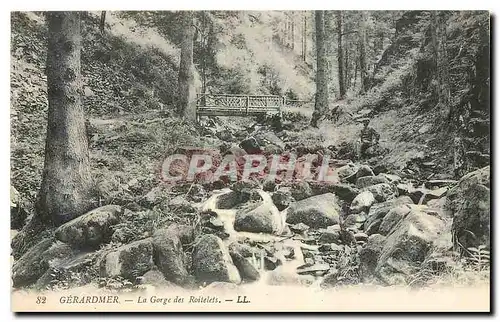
[303,13,307,62]
[99,11,106,34]
[358,11,368,93]
[291,13,295,50]
[37,11,96,226]
[177,11,197,121]
[336,11,345,99]
[311,10,329,128]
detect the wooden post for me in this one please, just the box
[246,96,250,115]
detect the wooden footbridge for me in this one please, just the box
[196,94,309,117]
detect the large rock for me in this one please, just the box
[363,183,397,202]
[337,164,359,183]
[445,167,490,250]
[229,252,260,282]
[356,175,389,189]
[192,234,241,284]
[215,189,262,209]
[100,238,154,280]
[364,196,414,233]
[234,196,283,234]
[350,191,375,214]
[359,234,387,279]
[452,183,490,250]
[309,182,360,203]
[271,189,294,211]
[152,227,192,286]
[378,205,412,236]
[356,165,375,178]
[286,193,341,228]
[408,187,448,205]
[375,211,445,285]
[55,205,123,249]
[239,137,261,154]
[291,181,313,201]
[12,238,54,287]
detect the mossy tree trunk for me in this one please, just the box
[311,10,329,128]
[177,11,197,121]
[37,11,96,226]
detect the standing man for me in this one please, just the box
[358,118,380,159]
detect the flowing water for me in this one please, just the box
[201,188,322,287]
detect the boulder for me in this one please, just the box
[262,179,277,192]
[318,229,341,244]
[168,195,196,213]
[192,235,241,284]
[344,213,367,229]
[337,164,359,183]
[363,183,397,202]
[234,197,283,234]
[55,205,123,249]
[364,196,414,233]
[228,241,259,258]
[359,234,387,279]
[350,191,375,214]
[291,181,313,201]
[239,137,261,154]
[100,238,154,280]
[216,190,262,209]
[308,182,360,203]
[230,252,260,282]
[12,238,54,287]
[446,166,489,213]
[452,183,490,250]
[375,211,445,285]
[286,193,341,228]
[408,187,448,205]
[356,165,375,178]
[378,205,411,236]
[356,175,389,189]
[271,190,294,211]
[152,227,191,286]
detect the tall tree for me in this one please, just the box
[358,11,368,93]
[336,11,345,98]
[311,10,329,128]
[37,11,96,225]
[177,11,197,120]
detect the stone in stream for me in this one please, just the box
[289,223,310,233]
[308,182,360,203]
[192,234,241,284]
[356,175,389,189]
[12,238,55,288]
[264,256,282,270]
[344,213,367,229]
[318,229,341,244]
[271,189,294,211]
[262,178,277,192]
[350,191,376,214]
[291,181,313,201]
[99,238,154,281]
[363,183,397,202]
[286,193,341,228]
[229,252,260,282]
[215,189,262,209]
[239,137,261,154]
[296,263,330,275]
[424,179,457,189]
[408,187,448,204]
[55,205,123,249]
[233,196,283,234]
[152,226,192,286]
[356,165,375,178]
[337,163,360,183]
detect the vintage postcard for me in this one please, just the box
[10,10,490,312]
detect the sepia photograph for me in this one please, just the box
[9,9,491,312]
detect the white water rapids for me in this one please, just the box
[200,188,322,287]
